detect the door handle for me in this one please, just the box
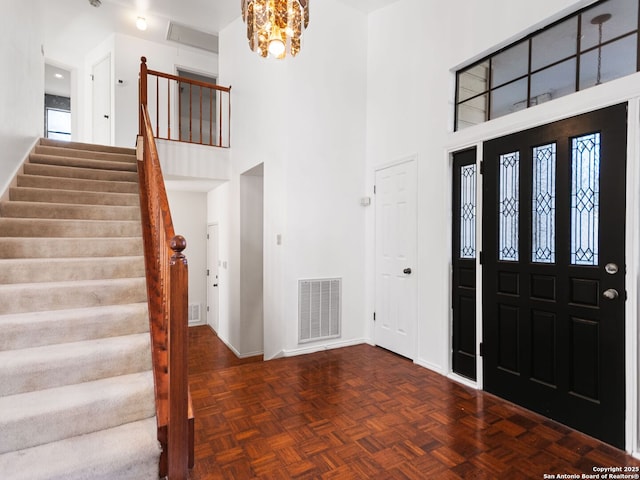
[104,114,109,119]
[403,268,412,275]
[602,288,619,300]
[213,284,218,287]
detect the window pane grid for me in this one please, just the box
[455,0,640,130]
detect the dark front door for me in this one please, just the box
[482,103,627,448]
[452,148,478,381]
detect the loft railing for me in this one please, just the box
[137,103,193,478]
[140,56,231,148]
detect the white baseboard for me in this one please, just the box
[413,358,445,375]
[282,338,369,357]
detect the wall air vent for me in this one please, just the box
[166,22,219,54]
[188,303,201,325]
[298,278,341,343]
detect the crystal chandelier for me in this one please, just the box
[241,0,309,59]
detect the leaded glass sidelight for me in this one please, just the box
[460,164,477,259]
[532,143,556,263]
[499,152,520,261]
[571,133,600,265]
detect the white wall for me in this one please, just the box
[0,0,43,194]
[218,0,368,359]
[74,33,219,147]
[367,0,640,453]
[366,0,600,374]
[166,190,208,325]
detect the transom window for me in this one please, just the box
[455,0,639,131]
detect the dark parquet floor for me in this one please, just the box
[188,326,640,479]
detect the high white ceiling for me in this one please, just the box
[41,0,400,64]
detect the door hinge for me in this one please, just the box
[207,234,209,239]
[373,312,376,321]
[373,185,376,195]
[90,74,94,81]
[479,251,484,265]
[480,161,484,175]
[207,306,210,312]
[206,269,210,276]
[479,342,484,357]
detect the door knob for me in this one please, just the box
[213,284,218,287]
[403,268,412,275]
[602,288,619,300]
[104,114,109,119]
[605,263,619,275]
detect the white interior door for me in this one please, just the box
[207,224,220,332]
[374,159,417,359]
[92,54,111,145]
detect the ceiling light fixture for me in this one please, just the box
[136,16,148,31]
[241,0,309,59]
[54,73,64,79]
[88,0,101,7]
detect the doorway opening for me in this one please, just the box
[44,64,71,141]
[240,164,264,356]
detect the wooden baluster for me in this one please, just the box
[199,86,203,144]
[168,235,189,479]
[156,75,160,138]
[219,90,223,147]
[209,87,213,146]
[139,57,148,136]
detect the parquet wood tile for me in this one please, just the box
[187,326,640,479]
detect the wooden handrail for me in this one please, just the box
[138,70,192,478]
[140,56,231,148]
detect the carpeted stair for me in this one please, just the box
[0,138,161,479]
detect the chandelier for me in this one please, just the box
[241,0,309,59]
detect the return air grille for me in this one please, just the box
[166,22,219,53]
[298,278,341,343]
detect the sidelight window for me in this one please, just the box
[460,164,477,259]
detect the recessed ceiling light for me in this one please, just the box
[54,73,64,79]
[136,17,147,31]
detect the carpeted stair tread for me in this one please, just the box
[10,186,139,206]
[30,153,137,172]
[0,417,160,480]
[35,145,137,164]
[0,237,143,258]
[0,256,144,284]
[0,333,152,396]
[0,277,147,314]
[0,200,141,221]
[0,217,141,237]
[0,138,161,477]
[0,303,149,351]
[39,137,136,156]
[17,174,138,194]
[0,371,155,453]
[24,163,138,183]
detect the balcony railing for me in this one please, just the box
[140,57,231,148]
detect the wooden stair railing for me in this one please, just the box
[138,87,194,477]
[140,56,231,148]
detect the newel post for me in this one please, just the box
[139,57,148,136]
[168,235,189,479]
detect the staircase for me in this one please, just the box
[0,138,161,479]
